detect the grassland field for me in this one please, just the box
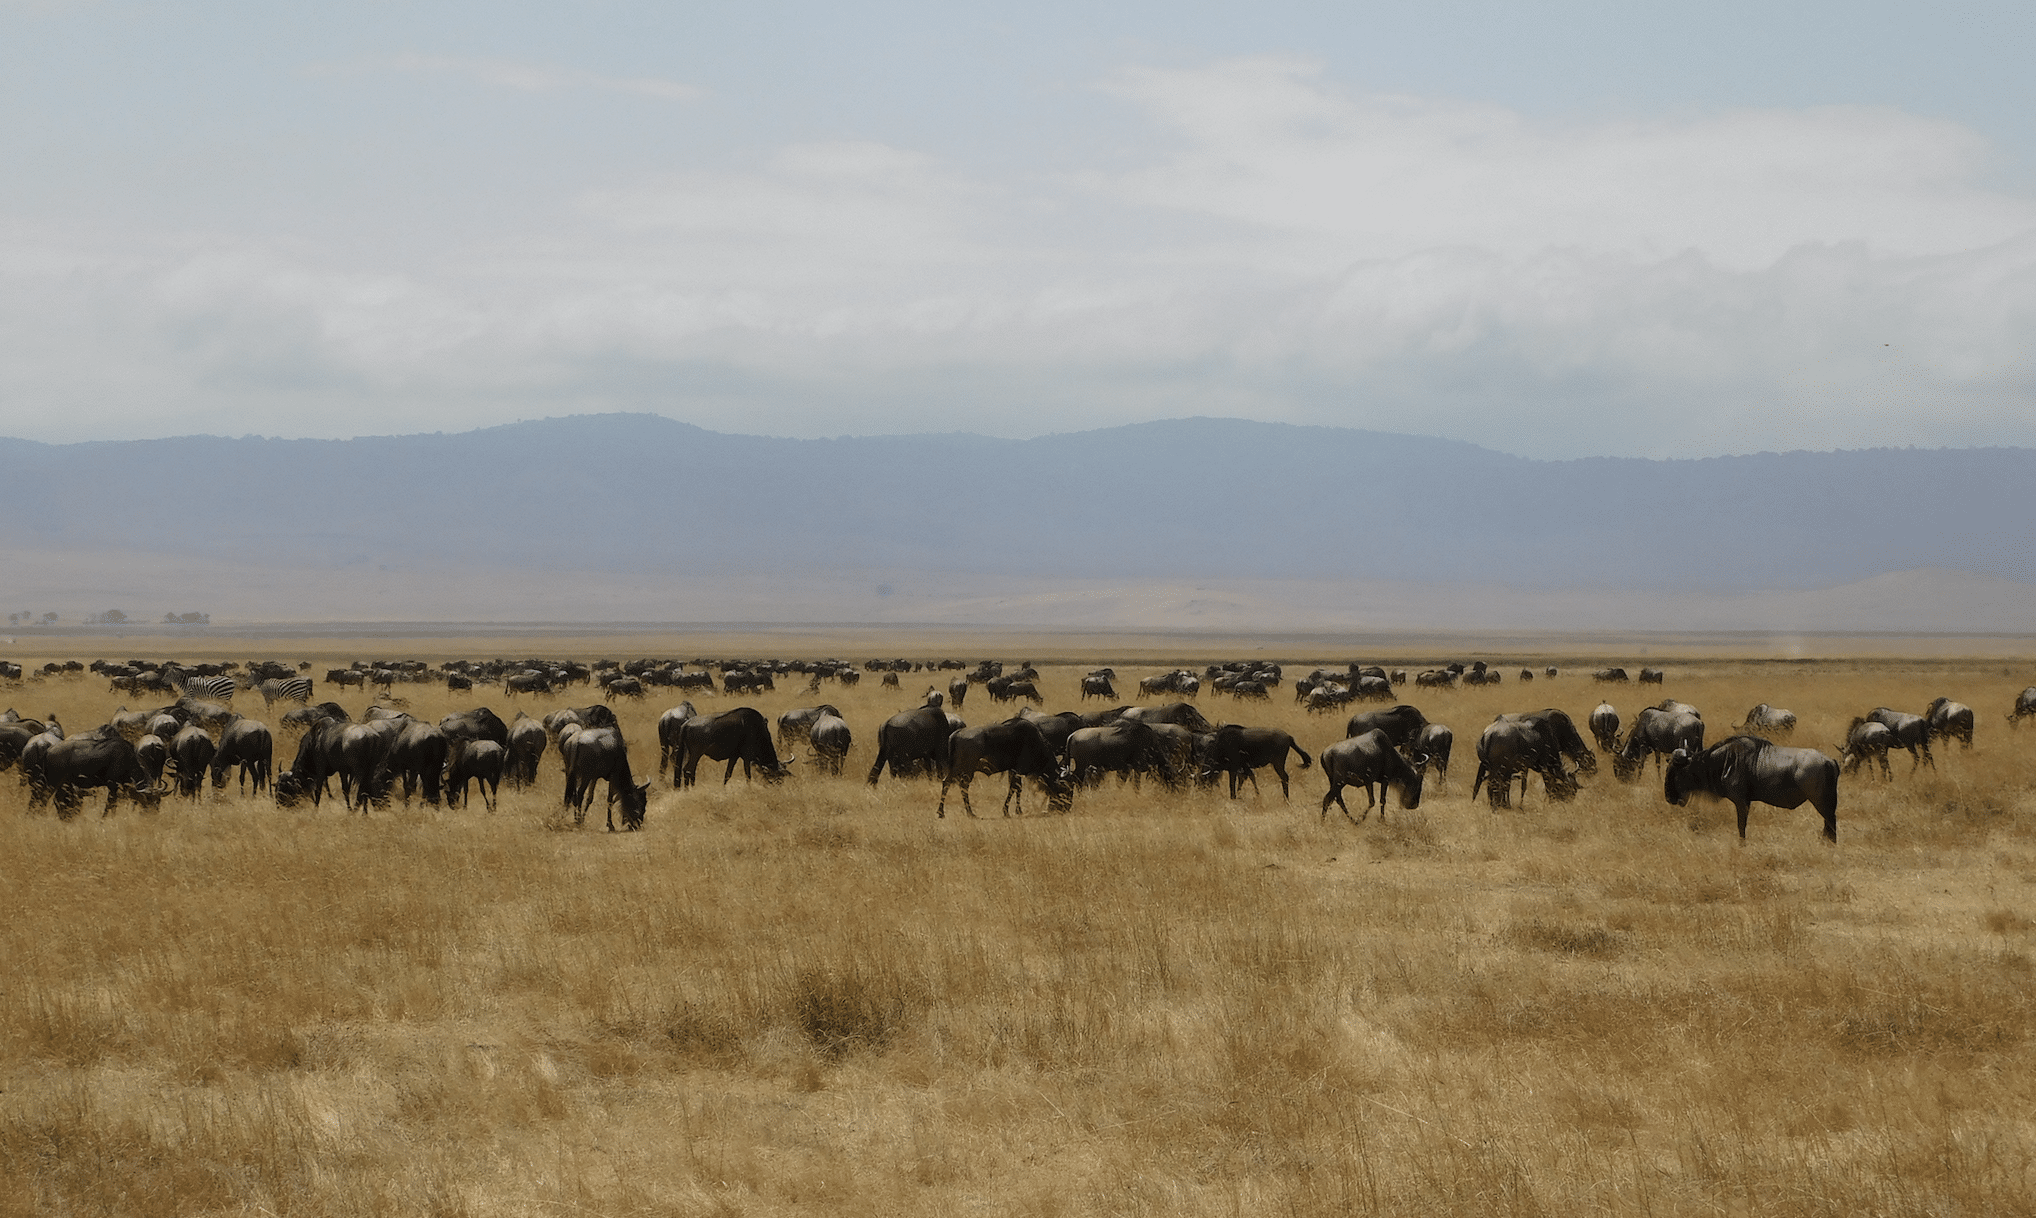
[4,640,2036,1217]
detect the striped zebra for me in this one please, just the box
[181,674,238,702]
[258,677,315,707]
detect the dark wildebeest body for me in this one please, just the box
[560,726,650,830]
[2011,688,2036,728]
[1593,668,1629,683]
[777,704,841,750]
[1866,708,1935,770]
[333,719,406,811]
[439,707,510,748]
[655,702,698,781]
[1411,723,1453,786]
[447,739,507,811]
[1120,702,1214,733]
[1015,708,1084,756]
[677,708,793,787]
[1319,730,1424,824]
[135,734,168,787]
[1735,704,1797,738]
[1064,721,1178,789]
[1080,674,1116,701]
[1926,697,1974,749]
[374,721,450,807]
[1345,704,1428,748]
[938,718,1071,818]
[867,707,956,782]
[170,724,217,799]
[1201,724,1312,799]
[1589,701,1621,753]
[810,713,852,775]
[1665,736,1838,842]
[947,677,969,709]
[1472,710,1594,807]
[1613,706,1705,780]
[1839,718,1894,779]
[40,728,164,818]
[209,717,273,795]
[507,712,548,787]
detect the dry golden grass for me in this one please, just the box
[4,645,2036,1215]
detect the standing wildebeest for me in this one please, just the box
[1734,704,1797,738]
[948,677,970,709]
[1411,723,1453,787]
[776,704,841,751]
[655,702,698,781]
[1589,702,1621,753]
[1472,711,1594,808]
[1838,717,1894,779]
[560,726,650,830]
[169,724,217,799]
[374,720,450,806]
[2011,687,2036,727]
[938,718,1071,818]
[867,706,960,782]
[1665,736,1838,842]
[1121,702,1214,732]
[1080,674,1116,701]
[39,728,165,818]
[810,713,852,775]
[1345,704,1428,748]
[1926,697,1975,749]
[507,711,548,788]
[1064,720,1181,789]
[439,706,510,748]
[1014,707,1084,756]
[1866,708,1935,770]
[1638,668,1665,684]
[1200,725,1312,799]
[1593,668,1629,683]
[1613,705,1706,780]
[447,739,507,811]
[1319,730,1424,824]
[209,717,273,795]
[677,708,794,787]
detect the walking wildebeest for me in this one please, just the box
[1866,708,1935,770]
[447,739,507,811]
[1838,717,1894,779]
[1734,704,1797,738]
[1665,736,1839,842]
[677,708,794,787]
[867,706,957,782]
[209,717,273,795]
[1319,730,1424,824]
[938,718,1071,818]
[1613,705,1705,780]
[507,711,548,787]
[1926,697,1974,749]
[1200,725,1312,799]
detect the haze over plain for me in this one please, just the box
[3,1,2036,459]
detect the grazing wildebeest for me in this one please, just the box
[810,713,852,775]
[948,677,970,709]
[135,734,168,787]
[1120,702,1214,733]
[1200,725,1312,800]
[169,724,217,799]
[1593,668,1629,683]
[1665,736,1838,842]
[374,720,450,806]
[1735,704,1797,738]
[560,726,650,830]
[38,728,165,818]
[1838,717,1894,779]
[1638,668,1665,684]
[655,703,698,781]
[544,704,617,740]
[447,739,507,811]
[1926,697,1974,749]
[439,707,510,747]
[507,712,549,787]
[867,706,956,782]
[677,708,794,787]
[1081,674,1116,701]
[2011,688,2036,728]
[1472,711,1593,808]
[1866,708,1935,770]
[776,704,842,750]
[332,718,408,811]
[209,717,273,795]
[1612,705,1705,780]
[1589,702,1621,753]
[938,718,1071,818]
[1411,723,1453,786]
[603,676,645,702]
[1319,730,1424,824]
[1014,707,1084,755]
[1064,720,1181,789]
[0,720,45,774]
[1345,704,1428,748]
[146,711,183,742]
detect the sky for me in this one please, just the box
[1,1,2033,459]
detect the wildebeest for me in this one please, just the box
[1926,697,1974,749]
[1593,668,1630,683]
[439,706,510,747]
[654,702,698,781]
[560,726,650,830]
[1410,723,1453,786]
[1838,717,1894,779]
[1345,704,1427,748]
[1319,730,1424,824]
[1472,711,1593,808]
[2011,688,2036,727]
[677,708,794,786]
[1638,668,1665,684]
[209,717,273,795]
[1080,674,1116,701]
[1064,720,1181,789]
[507,711,548,787]
[987,678,1043,704]
[1665,736,1838,842]
[1200,725,1312,799]
[169,724,217,799]
[948,677,970,709]
[446,739,507,811]
[810,712,853,775]
[373,720,450,806]
[1120,702,1214,733]
[867,706,956,782]
[37,728,165,818]
[938,718,1071,818]
[1014,707,1084,756]
[776,704,842,750]
[1613,705,1705,780]
[1865,708,1935,770]
[1734,704,1797,738]
[1589,702,1621,753]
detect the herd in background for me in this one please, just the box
[4,653,2034,843]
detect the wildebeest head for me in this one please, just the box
[1663,748,1693,806]
[273,771,306,808]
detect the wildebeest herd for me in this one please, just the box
[2,653,2027,844]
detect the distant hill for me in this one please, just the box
[1,415,2030,596]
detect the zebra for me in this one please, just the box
[258,677,314,707]
[181,674,238,702]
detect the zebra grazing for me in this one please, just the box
[181,675,237,703]
[258,677,314,707]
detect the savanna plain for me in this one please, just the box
[5,637,2036,1217]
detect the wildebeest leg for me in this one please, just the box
[1735,799,1750,840]
[482,776,497,812]
[721,757,740,785]
[866,747,889,786]
[1002,773,1022,817]
[1273,760,1290,799]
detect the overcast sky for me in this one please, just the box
[2,1,2033,458]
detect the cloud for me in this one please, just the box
[317,53,700,102]
[2,58,2034,456]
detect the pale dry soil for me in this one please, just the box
[3,647,2036,1216]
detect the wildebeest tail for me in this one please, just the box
[1291,740,1313,769]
